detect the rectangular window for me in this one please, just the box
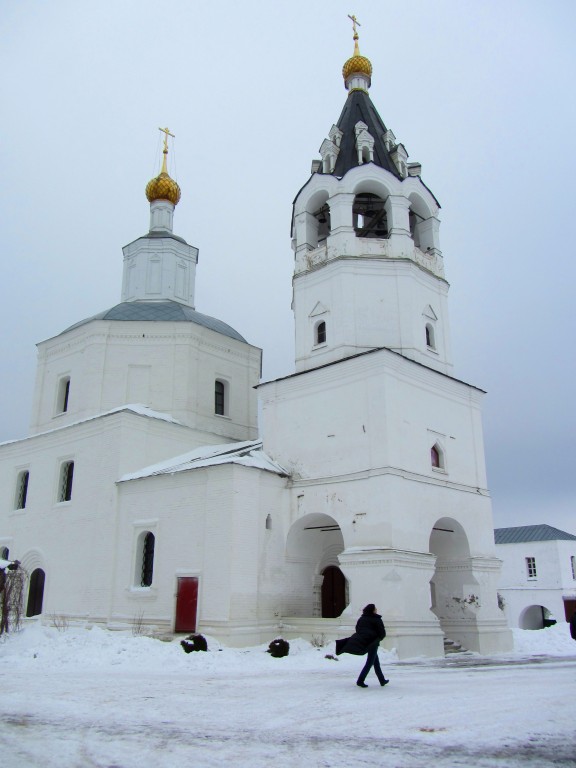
[15,470,29,509]
[215,380,225,416]
[571,556,576,580]
[58,461,74,502]
[526,556,537,579]
[57,377,71,414]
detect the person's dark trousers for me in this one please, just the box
[357,643,385,685]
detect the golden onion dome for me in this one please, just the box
[342,52,373,81]
[145,170,181,206]
[146,127,181,205]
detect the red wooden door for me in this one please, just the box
[175,577,198,632]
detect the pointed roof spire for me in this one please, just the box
[145,126,181,206]
[342,14,372,90]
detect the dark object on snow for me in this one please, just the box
[325,653,338,661]
[570,612,576,641]
[180,633,208,653]
[267,638,290,657]
[335,604,389,687]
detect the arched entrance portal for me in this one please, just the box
[321,565,346,618]
[429,518,476,640]
[285,513,347,618]
[26,568,45,617]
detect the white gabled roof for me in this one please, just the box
[118,440,288,482]
[0,404,183,448]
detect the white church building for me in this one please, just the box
[0,30,512,658]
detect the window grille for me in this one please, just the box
[141,532,155,587]
[15,471,29,509]
[526,556,537,579]
[59,461,74,502]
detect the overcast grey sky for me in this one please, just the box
[1,1,574,533]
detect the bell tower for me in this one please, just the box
[291,21,451,375]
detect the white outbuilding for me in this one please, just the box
[0,30,512,657]
[495,524,576,629]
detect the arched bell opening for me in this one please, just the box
[284,513,346,618]
[408,193,436,251]
[353,193,388,238]
[313,203,331,244]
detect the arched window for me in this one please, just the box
[431,444,445,470]
[58,461,74,502]
[139,532,155,587]
[425,323,436,350]
[26,568,45,617]
[315,321,326,345]
[215,380,227,416]
[0,546,9,560]
[15,470,29,510]
[57,377,71,414]
[353,193,388,238]
[265,514,272,531]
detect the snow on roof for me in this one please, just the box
[494,524,576,544]
[0,558,12,570]
[118,440,288,482]
[0,404,183,447]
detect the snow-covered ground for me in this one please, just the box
[1,621,575,767]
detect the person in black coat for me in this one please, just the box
[570,611,576,641]
[335,604,389,688]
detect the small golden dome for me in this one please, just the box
[145,170,181,206]
[342,53,372,81]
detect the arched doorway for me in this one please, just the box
[285,513,346,618]
[519,604,556,630]
[321,565,346,618]
[26,568,45,617]
[429,518,475,639]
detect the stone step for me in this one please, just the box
[443,637,468,654]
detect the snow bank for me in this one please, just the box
[1,620,574,676]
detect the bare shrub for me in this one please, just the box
[0,563,27,636]
[50,614,69,633]
[311,633,326,648]
[131,610,146,636]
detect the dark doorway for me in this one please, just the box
[175,577,198,632]
[563,599,576,622]
[321,566,346,618]
[26,568,45,617]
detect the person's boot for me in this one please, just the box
[356,680,368,688]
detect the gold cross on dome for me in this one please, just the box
[158,126,175,154]
[348,14,361,36]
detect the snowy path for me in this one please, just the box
[0,625,575,767]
